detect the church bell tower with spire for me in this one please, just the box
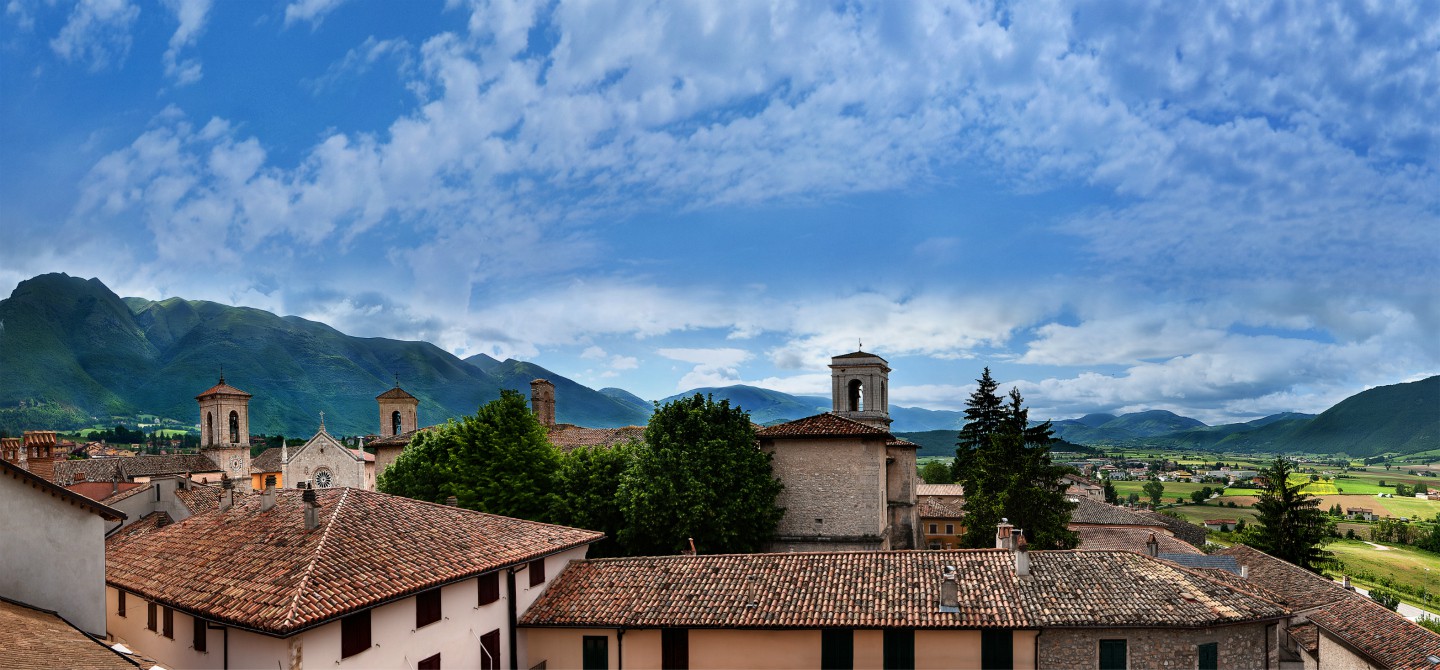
[197,374,254,491]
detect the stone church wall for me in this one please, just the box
[764,436,889,548]
[286,432,366,490]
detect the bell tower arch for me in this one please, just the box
[376,383,418,437]
[197,375,253,491]
[830,350,891,429]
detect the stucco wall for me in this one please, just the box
[764,435,889,545]
[1315,630,1382,670]
[1037,623,1271,670]
[0,472,108,635]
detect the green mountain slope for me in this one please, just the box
[479,358,652,427]
[600,387,653,415]
[1282,377,1439,456]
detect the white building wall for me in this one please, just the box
[0,472,108,635]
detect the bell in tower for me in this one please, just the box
[829,350,891,429]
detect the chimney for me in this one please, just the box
[219,475,234,512]
[1342,575,1353,591]
[303,487,320,531]
[260,482,277,512]
[1145,533,1160,557]
[1240,565,1249,578]
[530,379,556,428]
[1013,530,1031,578]
[445,495,458,506]
[939,565,959,612]
[74,472,87,482]
[995,518,1015,551]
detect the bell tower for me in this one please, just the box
[197,375,253,491]
[376,382,418,437]
[829,350,891,429]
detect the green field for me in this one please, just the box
[1326,539,1440,612]
[1110,479,1214,501]
[1168,504,1260,527]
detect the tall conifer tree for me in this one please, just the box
[1246,457,1333,572]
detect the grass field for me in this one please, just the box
[1326,539,1440,612]
[1111,479,1214,501]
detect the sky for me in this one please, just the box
[1,0,1437,425]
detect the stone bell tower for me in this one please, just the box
[829,350,891,429]
[197,375,253,491]
[376,382,419,437]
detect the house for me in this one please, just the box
[521,522,1288,669]
[1204,519,1239,531]
[0,596,155,669]
[1061,473,1104,500]
[104,483,603,670]
[916,483,965,549]
[279,419,375,490]
[1218,544,1440,669]
[1068,497,1204,556]
[1345,508,1377,521]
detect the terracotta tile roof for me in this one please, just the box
[0,596,146,669]
[832,351,887,362]
[0,458,124,521]
[756,413,892,439]
[916,484,964,497]
[1216,544,1351,611]
[521,549,1286,630]
[1287,622,1319,654]
[546,425,646,452]
[366,429,422,448]
[194,380,252,399]
[66,480,143,504]
[52,454,221,485]
[1306,589,1440,670]
[251,447,283,472]
[350,448,374,463]
[887,438,919,449]
[106,487,603,635]
[173,484,223,515]
[1134,510,1208,547]
[376,386,418,401]
[1157,554,1238,572]
[1073,527,1202,555]
[917,496,966,519]
[1068,497,1163,527]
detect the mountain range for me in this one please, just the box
[1,273,1435,457]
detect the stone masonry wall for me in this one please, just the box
[764,436,889,545]
[1037,623,1271,670]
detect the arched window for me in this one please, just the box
[229,411,239,444]
[206,412,214,446]
[392,410,402,436]
[848,379,863,412]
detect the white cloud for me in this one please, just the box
[50,0,139,71]
[160,0,211,85]
[579,346,606,360]
[609,355,638,370]
[657,348,752,367]
[283,0,348,28]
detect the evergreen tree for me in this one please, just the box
[954,376,1077,549]
[1102,478,1118,504]
[1246,456,1333,572]
[616,394,784,555]
[377,390,560,521]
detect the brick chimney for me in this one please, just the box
[1145,532,1159,557]
[303,486,320,531]
[23,431,58,482]
[530,379,556,428]
[995,519,1015,551]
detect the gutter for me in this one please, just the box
[507,567,519,670]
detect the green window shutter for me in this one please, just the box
[821,629,854,670]
[582,636,609,670]
[981,629,1014,670]
[883,629,915,670]
[1099,639,1128,670]
[1198,642,1218,670]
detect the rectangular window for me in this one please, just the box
[162,607,174,639]
[882,629,915,670]
[418,653,441,670]
[945,524,955,534]
[1099,639,1127,670]
[981,629,1013,670]
[147,602,157,632]
[478,572,500,605]
[117,590,126,617]
[1197,642,1218,670]
[582,636,609,670]
[928,523,938,534]
[529,558,546,587]
[480,629,501,670]
[193,616,207,652]
[416,588,442,628]
[341,610,371,659]
[821,629,853,670]
[661,628,689,669]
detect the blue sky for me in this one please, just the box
[2,0,1437,424]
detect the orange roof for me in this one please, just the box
[757,413,892,439]
[194,380,252,399]
[1307,589,1440,669]
[376,386,418,401]
[0,459,125,521]
[0,596,149,669]
[1073,527,1202,555]
[546,425,646,452]
[106,487,602,635]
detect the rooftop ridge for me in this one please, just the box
[279,488,347,629]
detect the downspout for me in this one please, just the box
[617,628,625,670]
[223,624,229,670]
[1033,628,1041,669]
[507,567,519,670]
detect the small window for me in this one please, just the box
[882,629,914,670]
[416,588,442,628]
[1197,642,1218,670]
[418,653,441,670]
[661,629,689,670]
[928,524,938,534]
[193,616,207,652]
[821,629,853,670]
[147,602,157,631]
[529,558,545,587]
[583,636,609,670]
[162,607,174,639]
[945,524,955,535]
[1099,639,1127,670]
[117,590,126,617]
[981,629,1013,670]
[480,629,501,670]
[341,610,371,659]
[478,572,500,605]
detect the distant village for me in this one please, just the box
[3,350,1438,669]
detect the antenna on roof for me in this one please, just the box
[218,366,225,384]
[858,338,863,351]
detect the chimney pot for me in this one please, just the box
[445,495,458,506]
[1013,530,1031,578]
[219,474,234,511]
[995,519,1015,550]
[1145,532,1160,557]
[303,487,320,531]
[260,483,277,512]
[939,565,959,610]
[1240,565,1249,578]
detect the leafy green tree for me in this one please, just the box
[616,394,784,555]
[1102,478,1118,505]
[378,390,560,521]
[1143,479,1165,506]
[920,460,955,484]
[1247,457,1334,572]
[1190,489,1207,504]
[953,375,1077,550]
[554,442,638,557]
[1369,587,1400,611]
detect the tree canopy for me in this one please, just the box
[1243,456,1333,572]
[616,393,784,555]
[953,369,1077,550]
[377,389,560,521]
